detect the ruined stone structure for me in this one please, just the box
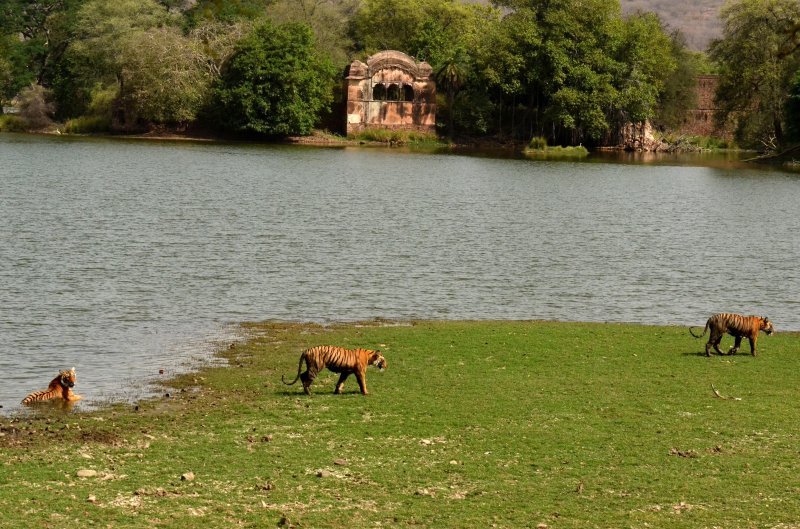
[680,74,722,137]
[344,51,436,136]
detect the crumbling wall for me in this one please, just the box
[345,51,436,135]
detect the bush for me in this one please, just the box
[528,136,548,150]
[17,84,56,131]
[524,137,589,158]
[64,115,112,134]
[0,114,26,132]
[350,129,441,145]
[212,21,336,137]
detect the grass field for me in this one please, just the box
[1,320,798,528]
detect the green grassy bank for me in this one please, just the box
[1,320,798,528]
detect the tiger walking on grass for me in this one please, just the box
[690,313,774,356]
[283,345,387,395]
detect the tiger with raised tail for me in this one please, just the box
[690,313,774,356]
[283,345,387,395]
[21,367,83,405]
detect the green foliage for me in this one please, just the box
[0,50,12,100]
[62,83,116,133]
[524,136,590,157]
[349,128,441,145]
[528,136,548,150]
[709,0,800,150]
[118,27,212,125]
[0,0,750,145]
[0,0,83,90]
[63,114,109,133]
[0,114,26,131]
[786,69,800,143]
[2,321,800,527]
[266,0,358,67]
[212,20,336,137]
[187,0,271,24]
[655,34,703,129]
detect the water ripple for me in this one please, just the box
[1,134,799,413]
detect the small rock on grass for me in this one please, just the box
[77,469,97,478]
[181,471,195,481]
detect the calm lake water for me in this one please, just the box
[1,133,798,413]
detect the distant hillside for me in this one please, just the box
[466,0,724,51]
[620,0,724,51]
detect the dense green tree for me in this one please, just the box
[786,69,800,143]
[615,13,676,124]
[709,0,800,149]
[0,41,13,101]
[212,20,336,136]
[187,0,271,24]
[351,0,490,66]
[0,0,84,91]
[436,51,469,137]
[655,32,706,130]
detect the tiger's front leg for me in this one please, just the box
[355,370,368,395]
[334,373,350,394]
[749,336,758,356]
[728,336,743,355]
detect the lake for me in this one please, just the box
[1,133,798,413]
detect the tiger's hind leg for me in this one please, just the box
[707,329,724,356]
[301,370,316,395]
[334,373,350,394]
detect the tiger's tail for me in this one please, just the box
[689,321,709,338]
[21,390,55,405]
[282,353,305,386]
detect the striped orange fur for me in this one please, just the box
[690,313,775,356]
[21,367,83,405]
[283,345,387,395]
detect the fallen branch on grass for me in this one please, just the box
[711,384,741,401]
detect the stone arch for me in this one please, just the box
[345,50,436,135]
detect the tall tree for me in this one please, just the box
[709,0,800,149]
[436,51,469,138]
[117,27,211,126]
[212,20,336,136]
[267,0,357,66]
[0,0,83,90]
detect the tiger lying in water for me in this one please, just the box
[283,345,387,395]
[21,367,83,405]
[690,313,774,356]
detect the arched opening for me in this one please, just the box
[386,84,400,101]
[402,84,414,101]
[372,84,386,101]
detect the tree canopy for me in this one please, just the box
[1,0,779,145]
[212,20,336,136]
[709,0,800,149]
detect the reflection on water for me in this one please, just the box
[1,133,798,413]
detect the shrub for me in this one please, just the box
[0,114,26,132]
[528,136,548,150]
[350,129,440,145]
[64,115,112,134]
[17,84,56,131]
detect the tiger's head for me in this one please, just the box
[59,367,77,388]
[761,317,775,335]
[370,351,387,371]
